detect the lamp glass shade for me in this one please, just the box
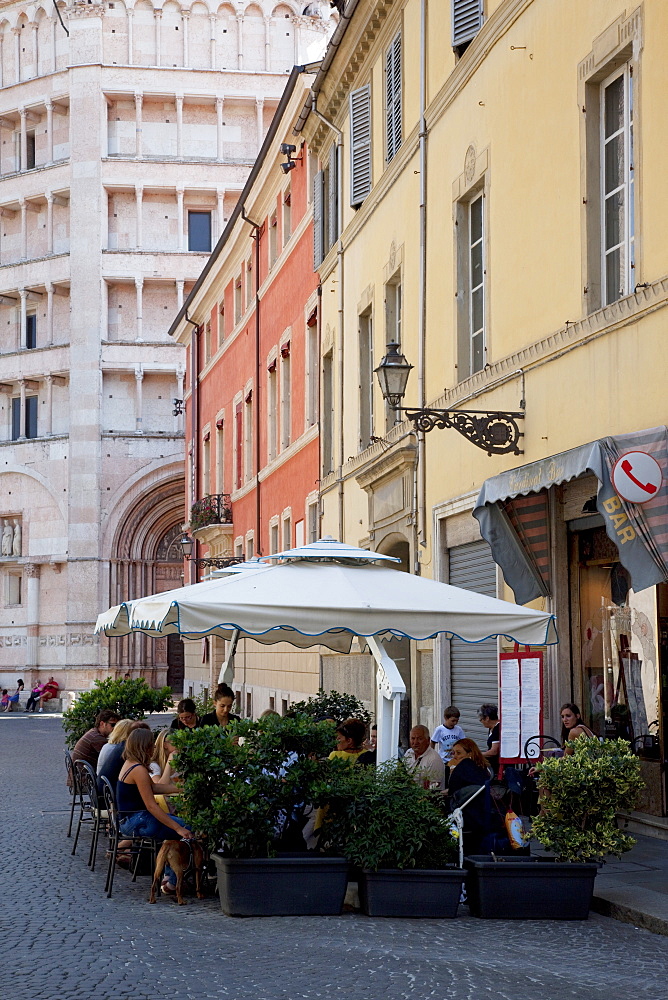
[179,533,194,559]
[374,343,413,404]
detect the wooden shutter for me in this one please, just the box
[328,144,338,248]
[385,32,402,162]
[313,169,324,269]
[350,85,372,208]
[452,0,483,49]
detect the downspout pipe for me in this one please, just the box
[185,311,199,585]
[310,91,345,542]
[240,206,262,555]
[416,0,428,574]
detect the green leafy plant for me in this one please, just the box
[290,688,372,726]
[322,760,459,870]
[62,677,172,747]
[531,737,644,862]
[192,690,214,717]
[171,713,346,859]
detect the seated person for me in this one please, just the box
[447,738,492,854]
[26,683,45,713]
[561,703,596,753]
[403,725,446,790]
[200,684,241,729]
[6,679,24,712]
[97,719,148,793]
[169,698,203,731]
[478,703,501,778]
[329,719,367,761]
[357,724,377,766]
[117,728,194,896]
[39,676,59,710]
[70,710,120,776]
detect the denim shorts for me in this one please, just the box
[119,810,188,842]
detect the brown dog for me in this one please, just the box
[149,838,206,905]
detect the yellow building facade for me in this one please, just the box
[298,0,668,816]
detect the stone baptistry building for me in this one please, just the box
[0,0,332,699]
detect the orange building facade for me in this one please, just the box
[170,70,322,708]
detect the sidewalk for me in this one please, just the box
[590,834,668,936]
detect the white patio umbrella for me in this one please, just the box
[96,537,557,761]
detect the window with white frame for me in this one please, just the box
[295,519,304,548]
[202,433,211,496]
[307,500,319,543]
[244,390,253,482]
[359,308,374,450]
[280,344,291,451]
[245,257,253,305]
[601,65,634,305]
[282,186,292,245]
[305,311,318,429]
[269,212,278,268]
[5,570,22,606]
[234,277,242,324]
[215,419,224,493]
[267,358,278,462]
[218,301,225,347]
[385,32,402,163]
[467,193,485,374]
[246,531,254,559]
[204,322,212,362]
[322,350,334,476]
[270,521,279,554]
[282,514,291,550]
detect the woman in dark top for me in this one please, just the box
[200,683,241,728]
[478,703,501,778]
[117,729,194,894]
[447,738,492,853]
[169,698,204,732]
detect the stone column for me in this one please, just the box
[176,278,185,309]
[134,92,143,159]
[175,367,185,433]
[46,193,53,254]
[51,16,57,71]
[135,367,144,433]
[176,95,183,158]
[46,282,54,345]
[44,375,53,435]
[18,379,26,438]
[217,187,226,239]
[19,288,27,348]
[255,98,264,151]
[182,9,190,66]
[135,184,143,249]
[216,97,224,161]
[25,563,41,672]
[210,15,217,69]
[45,100,53,164]
[100,279,108,341]
[19,108,27,171]
[237,14,244,70]
[155,8,162,66]
[127,9,134,65]
[176,187,184,251]
[31,22,39,77]
[264,17,271,71]
[19,199,27,259]
[135,277,144,342]
[13,28,21,84]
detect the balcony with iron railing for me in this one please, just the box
[190,494,233,531]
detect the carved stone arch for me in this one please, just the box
[106,473,186,687]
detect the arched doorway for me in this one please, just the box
[108,477,185,690]
[377,533,412,746]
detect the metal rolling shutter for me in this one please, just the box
[449,541,498,747]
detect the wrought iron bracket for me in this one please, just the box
[397,406,524,456]
[190,556,245,569]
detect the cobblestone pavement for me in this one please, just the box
[2,715,667,1000]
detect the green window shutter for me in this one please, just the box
[385,32,402,162]
[350,85,372,208]
[452,0,483,49]
[328,144,339,248]
[313,169,324,269]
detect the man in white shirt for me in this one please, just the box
[403,725,446,790]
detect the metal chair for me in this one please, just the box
[523,734,562,761]
[78,762,109,871]
[64,749,81,838]
[71,760,102,861]
[101,777,160,899]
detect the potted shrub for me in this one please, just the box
[171,714,351,916]
[322,761,464,918]
[290,688,372,726]
[63,677,172,747]
[464,737,644,919]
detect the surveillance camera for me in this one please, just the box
[279,143,297,155]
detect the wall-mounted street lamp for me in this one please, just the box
[374,343,524,456]
[173,398,184,416]
[179,531,245,570]
[279,142,302,174]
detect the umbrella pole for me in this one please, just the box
[218,629,240,686]
[365,636,406,766]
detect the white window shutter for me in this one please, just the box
[386,32,402,162]
[350,85,372,208]
[313,170,324,269]
[452,0,483,49]
[328,144,338,248]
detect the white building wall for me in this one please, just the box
[0,0,334,697]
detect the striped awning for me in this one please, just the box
[474,427,668,604]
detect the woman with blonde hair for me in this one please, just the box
[117,728,194,895]
[96,719,149,792]
[149,729,177,780]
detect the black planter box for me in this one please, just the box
[359,867,465,918]
[464,855,599,919]
[212,853,349,917]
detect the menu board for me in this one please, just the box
[499,649,543,763]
